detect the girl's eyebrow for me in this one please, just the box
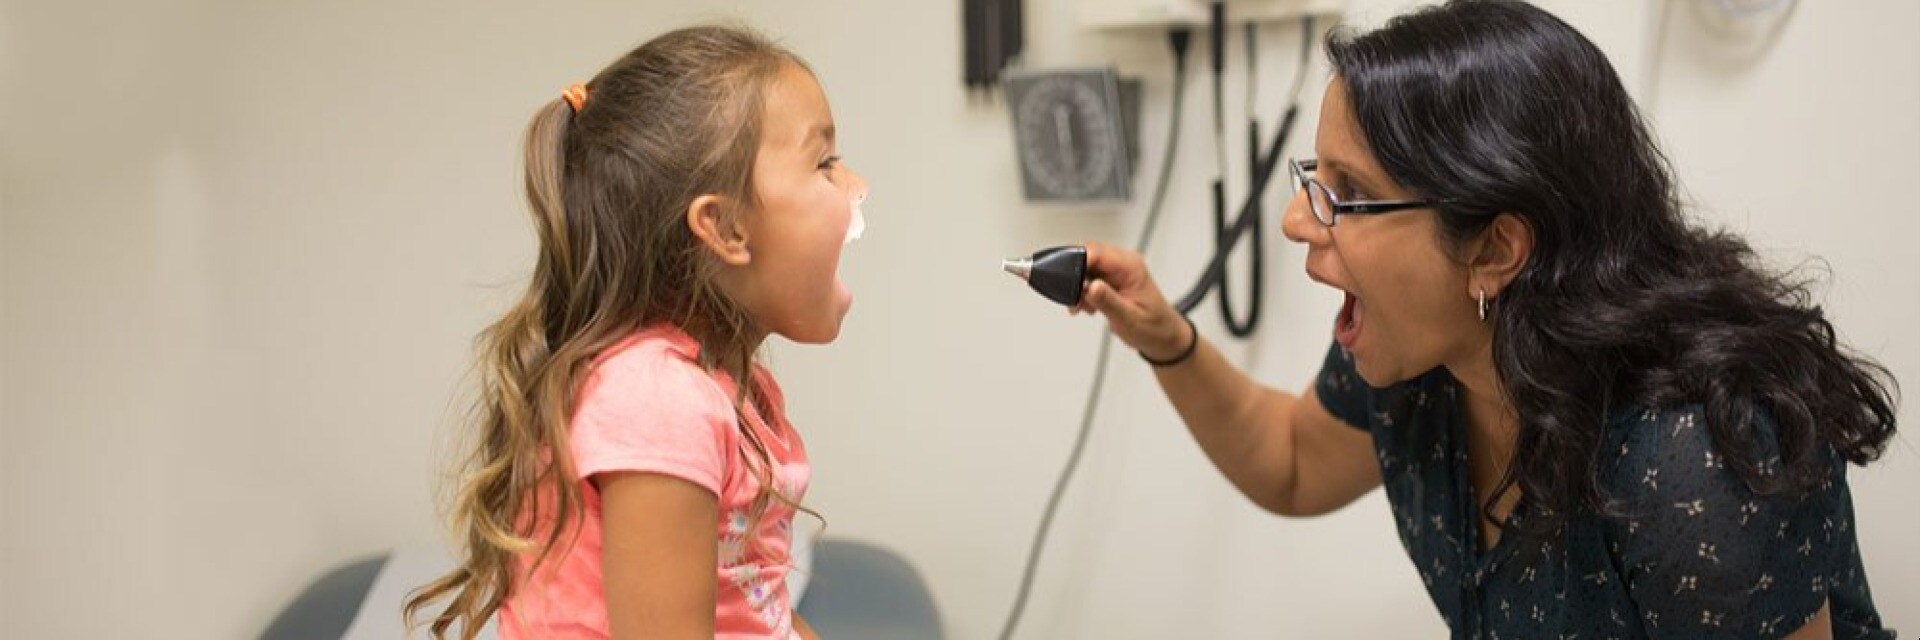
[805,122,836,152]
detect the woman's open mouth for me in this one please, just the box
[1335,291,1365,349]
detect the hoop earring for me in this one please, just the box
[1478,288,1488,322]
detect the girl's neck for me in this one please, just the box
[675,315,768,354]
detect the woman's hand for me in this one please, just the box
[1069,242,1192,360]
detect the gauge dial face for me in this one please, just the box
[1008,70,1131,202]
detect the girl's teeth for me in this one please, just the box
[844,192,867,245]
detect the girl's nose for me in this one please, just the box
[846,164,869,197]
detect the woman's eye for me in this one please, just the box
[1326,179,1350,200]
[1333,178,1369,201]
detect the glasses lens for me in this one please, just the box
[1306,180,1335,226]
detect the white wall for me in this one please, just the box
[2,1,1913,638]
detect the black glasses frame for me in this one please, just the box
[1290,158,1454,226]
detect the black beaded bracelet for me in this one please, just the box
[1140,315,1199,367]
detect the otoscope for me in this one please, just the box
[1001,246,1089,306]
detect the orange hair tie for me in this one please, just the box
[561,83,589,113]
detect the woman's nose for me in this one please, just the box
[1280,188,1328,247]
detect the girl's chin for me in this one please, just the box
[835,278,853,307]
[778,290,852,345]
[829,279,854,325]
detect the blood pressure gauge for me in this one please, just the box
[1005,68,1138,203]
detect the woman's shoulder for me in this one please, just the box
[1589,402,1865,601]
[1589,403,1873,637]
[1598,402,1844,510]
[1603,405,1731,483]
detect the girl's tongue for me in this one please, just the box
[1335,291,1365,348]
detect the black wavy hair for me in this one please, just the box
[1326,0,1898,536]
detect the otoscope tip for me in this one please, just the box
[1002,258,1033,281]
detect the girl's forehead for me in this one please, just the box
[761,65,832,148]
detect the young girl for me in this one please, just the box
[404,25,868,640]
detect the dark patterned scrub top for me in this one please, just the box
[1312,343,1893,639]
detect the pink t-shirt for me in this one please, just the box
[499,325,810,639]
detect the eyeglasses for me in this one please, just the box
[1290,158,1453,227]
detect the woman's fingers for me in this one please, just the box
[1082,243,1131,285]
[1069,285,1096,315]
[1070,243,1178,351]
[1083,280,1122,317]
[1089,280,1154,329]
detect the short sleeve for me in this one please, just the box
[1606,408,1850,639]
[1312,341,1373,431]
[567,347,738,496]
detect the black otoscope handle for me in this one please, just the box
[1025,245,1088,306]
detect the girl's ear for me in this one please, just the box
[687,194,752,267]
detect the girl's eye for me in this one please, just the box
[817,155,841,173]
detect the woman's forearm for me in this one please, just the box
[1150,332,1302,511]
